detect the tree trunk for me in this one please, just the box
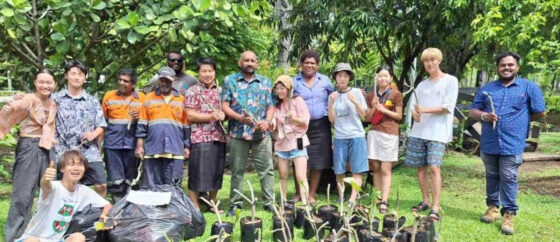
[276,0,292,73]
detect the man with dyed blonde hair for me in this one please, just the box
[406,47,458,222]
[420,47,443,62]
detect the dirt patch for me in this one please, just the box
[520,176,560,198]
[517,161,560,198]
[519,161,560,173]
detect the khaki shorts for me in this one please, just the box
[367,130,399,162]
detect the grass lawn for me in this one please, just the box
[1,133,559,241]
[537,132,560,154]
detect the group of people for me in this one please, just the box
[0,47,545,241]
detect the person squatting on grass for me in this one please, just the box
[272,75,311,206]
[328,63,369,206]
[364,65,403,214]
[101,68,145,202]
[1,70,57,242]
[405,48,459,221]
[291,50,334,204]
[222,51,276,216]
[185,57,227,211]
[16,150,112,242]
[469,51,546,235]
[135,66,191,189]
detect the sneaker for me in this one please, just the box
[480,205,500,223]
[226,204,241,217]
[501,210,515,235]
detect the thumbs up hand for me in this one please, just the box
[42,161,57,182]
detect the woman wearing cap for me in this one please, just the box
[273,75,311,205]
[328,63,368,206]
[364,65,403,214]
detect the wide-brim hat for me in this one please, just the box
[332,62,354,80]
[274,75,293,90]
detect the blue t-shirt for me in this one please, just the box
[471,78,546,155]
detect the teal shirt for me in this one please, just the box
[221,72,275,140]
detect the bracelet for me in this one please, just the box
[480,112,487,122]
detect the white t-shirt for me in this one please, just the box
[408,74,459,143]
[17,181,109,242]
[330,88,368,139]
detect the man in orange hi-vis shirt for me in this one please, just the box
[101,68,145,201]
[135,66,191,189]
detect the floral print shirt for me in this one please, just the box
[221,72,274,140]
[51,89,107,163]
[184,83,226,143]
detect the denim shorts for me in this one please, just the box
[405,137,446,167]
[275,148,308,160]
[333,137,368,174]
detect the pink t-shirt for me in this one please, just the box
[274,96,310,151]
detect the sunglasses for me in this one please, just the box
[168,58,184,63]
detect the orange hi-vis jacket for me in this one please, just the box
[101,90,145,149]
[136,88,190,156]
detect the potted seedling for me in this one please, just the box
[233,181,262,242]
[272,184,294,242]
[201,198,233,242]
[356,189,382,242]
[317,184,338,226]
[380,187,407,242]
[302,182,329,240]
[403,214,436,242]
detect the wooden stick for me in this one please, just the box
[482,92,496,129]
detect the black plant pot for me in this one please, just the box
[210,222,234,242]
[240,216,262,242]
[403,219,436,242]
[381,227,407,242]
[382,214,406,230]
[350,216,363,229]
[317,204,338,222]
[303,217,327,240]
[358,217,380,233]
[294,207,306,228]
[272,214,294,242]
[329,211,343,232]
[357,228,383,242]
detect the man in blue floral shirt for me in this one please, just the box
[470,52,546,235]
[51,60,108,197]
[222,51,275,216]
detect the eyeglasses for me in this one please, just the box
[168,58,183,63]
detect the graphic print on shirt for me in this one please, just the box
[52,204,74,233]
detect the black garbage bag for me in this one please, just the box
[64,204,107,242]
[107,185,205,242]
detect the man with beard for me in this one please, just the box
[470,51,546,235]
[135,67,190,188]
[101,68,145,201]
[222,51,276,216]
[142,51,198,96]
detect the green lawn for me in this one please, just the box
[2,132,560,241]
[537,132,560,154]
[1,151,559,241]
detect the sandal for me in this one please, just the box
[412,202,430,212]
[379,201,389,214]
[428,210,439,221]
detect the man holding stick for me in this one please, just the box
[222,51,276,216]
[470,51,546,235]
[101,68,145,201]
